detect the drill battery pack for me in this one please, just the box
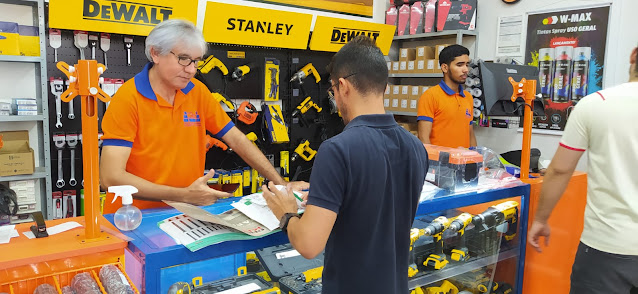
[256,244,324,294]
[190,274,279,294]
[424,144,483,192]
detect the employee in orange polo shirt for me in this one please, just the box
[417,45,476,148]
[100,20,295,213]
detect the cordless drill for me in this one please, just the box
[409,228,426,277]
[423,216,452,270]
[290,63,321,84]
[197,55,229,75]
[449,212,473,262]
[472,201,519,241]
[211,92,235,110]
[291,96,322,126]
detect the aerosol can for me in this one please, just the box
[571,47,591,103]
[552,46,573,103]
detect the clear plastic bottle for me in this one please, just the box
[33,283,57,294]
[70,272,101,294]
[109,185,142,231]
[99,264,135,294]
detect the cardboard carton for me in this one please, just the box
[0,131,35,176]
[399,48,416,61]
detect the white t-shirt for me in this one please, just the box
[560,82,638,255]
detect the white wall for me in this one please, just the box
[473,0,637,171]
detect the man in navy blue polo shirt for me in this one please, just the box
[263,36,428,293]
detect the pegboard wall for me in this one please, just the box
[44,6,344,212]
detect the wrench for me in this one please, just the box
[74,30,88,60]
[50,78,64,128]
[124,36,133,66]
[53,135,66,189]
[66,134,79,187]
[89,34,98,60]
[66,80,74,119]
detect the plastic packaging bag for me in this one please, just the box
[61,286,75,294]
[99,264,135,294]
[70,272,101,294]
[33,284,57,294]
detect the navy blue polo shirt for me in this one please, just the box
[307,114,428,294]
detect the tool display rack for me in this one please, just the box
[387,30,478,117]
[105,182,530,293]
[0,0,52,223]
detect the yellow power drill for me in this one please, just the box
[291,140,317,162]
[290,63,321,84]
[449,212,473,262]
[472,201,519,241]
[409,228,426,277]
[423,216,452,270]
[425,280,459,294]
[211,92,235,110]
[197,55,229,75]
[291,96,322,126]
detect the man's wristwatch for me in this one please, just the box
[279,213,300,234]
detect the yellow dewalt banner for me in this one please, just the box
[310,16,395,55]
[202,2,312,50]
[49,0,198,36]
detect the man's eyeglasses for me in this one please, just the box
[327,72,357,99]
[170,51,202,67]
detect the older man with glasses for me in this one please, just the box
[99,19,298,213]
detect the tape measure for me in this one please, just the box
[237,101,258,125]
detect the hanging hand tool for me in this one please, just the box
[423,216,452,270]
[49,29,61,62]
[246,132,259,148]
[100,33,110,68]
[197,55,229,75]
[66,80,74,119]
[73,30,88,60]
[268,67,279,99]
[211,92,235,110]
[53,134,66,188]
[237,101,258,124]
[66,133,79,187]
[472,201,519,241]
[50,77,64,128]
[124,36,133,66]
[449,212,473,262]
[205,135,231,152]
[231,63,253,81]
[291,140,317,162]
[88,34,98,60]
[291,96,322,126]
[290,63,321,84]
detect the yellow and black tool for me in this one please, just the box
[409,227,425,277]
[291,140,317,162]
[449,212,473,262]
[246,132,259,148]
[291,96,322,126]
[167,282,191,294]
[231,63,253,81]
[198,55,229,75]
[290,63,321,84]
[211,92,235,110]
[423,216,452,270]
[300,266,323,283]
[280,151,289,181]
[472,201,519,241]
[425,280,459,294]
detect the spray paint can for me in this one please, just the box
[552,46,573,103]
[538,48,555,99]
[571,47,591,103]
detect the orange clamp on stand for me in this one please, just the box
[57,60,111,240]
[508,77,537,180]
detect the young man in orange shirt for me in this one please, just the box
[100,20,300,213]
[417,45,476,148]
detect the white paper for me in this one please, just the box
[0,225,17,244]
[217,283,261,294]
[231,186,304,231]
[496,15,524,57]
[276,249,301,259]
[23,221,82,239]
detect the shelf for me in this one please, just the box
[0,0,39,6]
[394,30,478,41]
[390,73,443,78]
[0,115,44,122]
[408,248,518,289]
[0,167,47,182]
[10,216,34,225]
[0,55,42,63]
[388,111,417,117]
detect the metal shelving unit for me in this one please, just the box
[390,73,443,78]
[394,30,478,45]
[387,110,417,117]
[0,0,52,221]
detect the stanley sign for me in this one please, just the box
[49,0,198,36]
[310,16,395,55]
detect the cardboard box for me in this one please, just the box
[417,46,435,60]
[421,86,431,96]
[416,59,427,73]
[392,61,400,73]
[386,61,392,73]
[425,59,438,73]
[435,44,452,59]
[0,22,20,56]
[410,86,421,99]
[391,98,400,111]
[0,131,35,177]
[407,60,416,73]
[18,25,39,57]
[409,97,419,113]
[401,85,410,99]
[400,98,410,111]
[399,61,408,73]
[391,86,401,110]
[399,48,416,61]
[384,84,392,109]
[436,0,477,32]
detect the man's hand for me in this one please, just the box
[287,181,309,202]
[528,220,551,253]
[181,170,231,206]
[262,182,299,220]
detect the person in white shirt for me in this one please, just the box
[528,45,638,294]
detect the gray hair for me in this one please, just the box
[145,19,207,61]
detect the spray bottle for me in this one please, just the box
[571,47,591,103]
[109,185,142,231]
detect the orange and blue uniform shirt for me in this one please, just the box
[417,80,473,148]
[101,63,233,213]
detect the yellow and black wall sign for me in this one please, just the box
[49,0,198,36]
[310,16,395,55]
[202,2,312,50]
